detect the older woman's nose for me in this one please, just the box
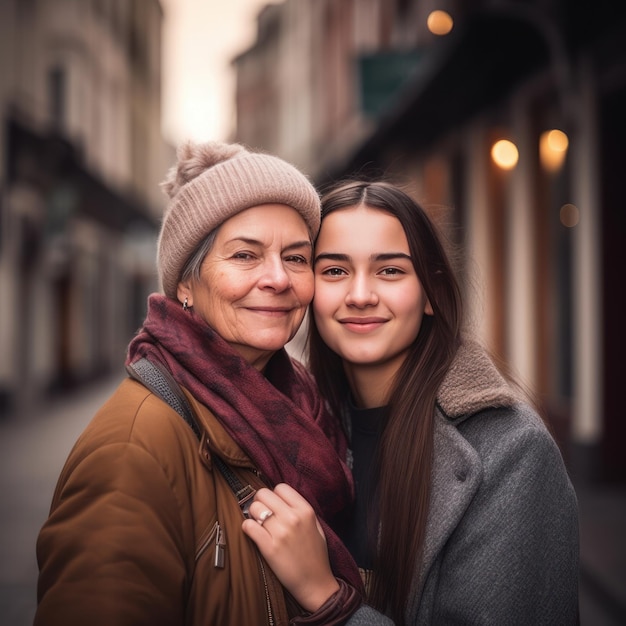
[258,257,292,291]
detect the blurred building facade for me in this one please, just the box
[233,0,626,483]
[0,0,170,415]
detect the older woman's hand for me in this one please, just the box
[242,483,340,612]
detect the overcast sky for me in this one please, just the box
[160,0,282,145]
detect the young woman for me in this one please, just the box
[243,180,579,625]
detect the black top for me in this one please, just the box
[342,400,387,569]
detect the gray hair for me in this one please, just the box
[179,228,220,286]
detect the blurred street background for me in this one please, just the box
[1,0,626,624]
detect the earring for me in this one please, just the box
[183,297,189,312]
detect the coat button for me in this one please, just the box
[454,470,467,482]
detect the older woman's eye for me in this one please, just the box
[285,255,309,265]
[232,251,255,260]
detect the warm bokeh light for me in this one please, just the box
[560,203,580,227]
[427,10,454,35]
[540,129,569,172]
[491,139,519,170]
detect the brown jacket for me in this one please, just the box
[35,378,294,626]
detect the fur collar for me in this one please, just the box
[437,339,522,422]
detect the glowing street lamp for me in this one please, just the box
[427,10,454,36]
[540,128,569,172]
[491,139,519,170]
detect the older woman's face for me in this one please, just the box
[179,204,313,370]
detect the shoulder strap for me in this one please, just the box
[127,357,201,439]
[126,358,256,516]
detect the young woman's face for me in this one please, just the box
[313,205,432,377]
[178,204,313,370]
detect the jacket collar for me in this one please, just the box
[436,339,521,425]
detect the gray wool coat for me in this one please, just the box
[347,340,579,625]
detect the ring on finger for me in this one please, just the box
[258,509,273,525]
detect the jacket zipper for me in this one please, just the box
[258,555,274,626]
[198,523,276,623]
[195,520,225,568]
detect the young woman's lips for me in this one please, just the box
[339,317,387,333]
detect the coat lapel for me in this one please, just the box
[415,411,482,596]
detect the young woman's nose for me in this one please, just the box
[258,256,292,291]
[345,274,378,307]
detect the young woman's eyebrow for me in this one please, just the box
[373,253,412,262]
[314,252,351,265]
[314,252,411,265]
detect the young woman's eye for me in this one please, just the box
[320,267,347,276]
[379,267,405,276]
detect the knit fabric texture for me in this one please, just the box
[157,141,321,298]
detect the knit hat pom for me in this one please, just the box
[161,141,248,199]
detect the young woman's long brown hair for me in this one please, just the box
[308,181,463,625]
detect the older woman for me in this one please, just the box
[34,142,362,626]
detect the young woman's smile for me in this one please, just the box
[338,316,388,333]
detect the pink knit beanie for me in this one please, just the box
[157,140,321,299]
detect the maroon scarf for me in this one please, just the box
[126,294,362,591]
